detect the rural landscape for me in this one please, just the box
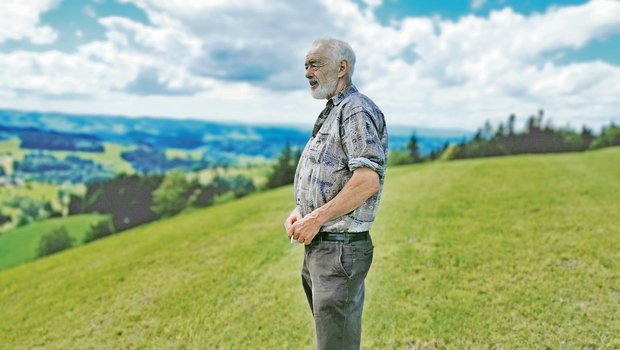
[0,107,471,271]
[1,106,619,348]
[2,0,620,348]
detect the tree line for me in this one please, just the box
[69,172,256,233]
[394,110,620,164]
[451,110,619,159]
[35,150,300,257]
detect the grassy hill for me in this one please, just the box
[0,214,108,270]
[1,148,619,349]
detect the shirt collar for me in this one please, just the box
[329,85,358,106]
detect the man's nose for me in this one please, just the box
[305,67,313,79]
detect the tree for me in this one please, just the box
[77,174,163,231]
[483,120,493,139]
[230,175,256,198]
[38,227,73,257]
[0,210,11,226]
[151,171,194,217]
[580,126,595,150]
[496,122,506,137]
[452,110,620,160]
[507,114,516,136]
[267,144,300,188]
[387,151,413,166]
[407,134,421,163]
[590,124,620,150]
[83,219,116,243]
[428,142,450,161]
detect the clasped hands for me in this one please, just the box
[284,208,324,245]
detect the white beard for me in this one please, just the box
[309,74,338,100]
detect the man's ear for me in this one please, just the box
[338,60,348,79]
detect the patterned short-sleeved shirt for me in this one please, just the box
[294,85,388,232]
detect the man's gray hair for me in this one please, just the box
[312,38,356,81]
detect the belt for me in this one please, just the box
[315,231,370,242]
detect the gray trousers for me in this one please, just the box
[301,235,374,350]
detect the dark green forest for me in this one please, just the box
[402,111,620,163]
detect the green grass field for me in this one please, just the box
[0,214,107,271]
[0,138,135,174]
[57,143,136,174]
[0,182,65,232]
[0,148,618,349]
[0,138,27,161]
[195,163,274,189]
[0,181,59,204]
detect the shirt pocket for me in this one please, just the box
[307,131,331,163]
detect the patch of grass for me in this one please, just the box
[165,148,205,161]
[53,143,136,174]
[0,214,107,270]
[0,182,58,203]
[195,164,273,189]
[0,138,27,161]
[0,148,618,348]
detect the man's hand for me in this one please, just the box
[286,168,380,245]
[284,207,301,239]
[289,210,325,245]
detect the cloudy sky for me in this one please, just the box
[1,0,619,131]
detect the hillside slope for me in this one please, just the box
[1,148,619,349]
[0,214,107,270]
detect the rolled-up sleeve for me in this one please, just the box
[341,109,387,177]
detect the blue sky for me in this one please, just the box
[0,0,619,130]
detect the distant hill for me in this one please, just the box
[1,147,618,348]
[0,108,472,158]
[0,108,310,160]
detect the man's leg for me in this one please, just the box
[305,239,373,350]
[302,246,314,314]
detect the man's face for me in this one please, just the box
[305,46,338,100]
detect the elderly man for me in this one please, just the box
[285,38,388,349]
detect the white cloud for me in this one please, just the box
[97,16,202,63]
[119,0,345,89]
[335,0,620,129]
[0,0,60,44]
[0,50,120,97]
[0,0,619,130]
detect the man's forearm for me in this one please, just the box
[307,167,380,227]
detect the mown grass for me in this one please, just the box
[0,148,618,349]
[0,214,107,270]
